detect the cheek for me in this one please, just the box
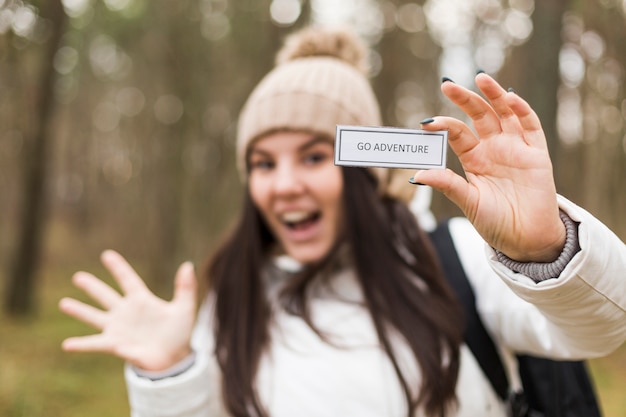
[323,171,345,224]
[248,177,268,213]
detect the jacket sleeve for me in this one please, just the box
[449,195,626,359]
[124,297,228,417]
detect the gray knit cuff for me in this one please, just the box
[494,210,581,282]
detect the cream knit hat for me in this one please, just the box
[236,26,389,190]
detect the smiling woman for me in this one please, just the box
[247,132,343,264]
[59,25,626,417]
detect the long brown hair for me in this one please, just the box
[206,167,464,417]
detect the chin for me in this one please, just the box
[285,245,329,265]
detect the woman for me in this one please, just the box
[59,26,626,417]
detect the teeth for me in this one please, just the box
[281,211,310,223]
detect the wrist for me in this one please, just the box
[133,350,196,380]
[134,344,193,373]
[500,212,567,263]
[495,210,580,281]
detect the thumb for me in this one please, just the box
[172,261,197,308]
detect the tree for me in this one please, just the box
[498,0,570,163]
[4,0,67,315]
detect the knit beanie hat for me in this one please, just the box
[236,25,389,191]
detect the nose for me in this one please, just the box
[272,162,304,196]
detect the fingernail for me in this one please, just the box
[507,87,516,93]
[420,117,435,125]
[408,177,425,186]
[442,76,455,83]
[476,69,485,75]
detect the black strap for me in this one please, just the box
[429,221,510,400]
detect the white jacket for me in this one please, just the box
[124,196,626,417]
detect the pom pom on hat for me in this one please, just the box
[275,26,370,74]
[236,25,388,192]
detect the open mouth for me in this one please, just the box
[281,210,321,231]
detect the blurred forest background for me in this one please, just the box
[1,0,625,416]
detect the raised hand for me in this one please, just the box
[59,250,198,372]
[413,73,566,262]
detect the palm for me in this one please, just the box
[415,74,565,261]
[59,250,197,371]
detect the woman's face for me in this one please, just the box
[248,131,344,264]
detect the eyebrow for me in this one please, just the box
[249,135,333,157]
[299,135,334,152]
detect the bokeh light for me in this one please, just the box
[12,4,37,38]
[580,31,605,63]
[201,12,230,41]
[0,7,14,34]
[89,34,133,81]
[559,45,585,88]
[557,86,582,145]
[62,0,92,18]
[154,95,184,125]
[116,87,145,117]
[396,3,425,33]
[103,0,133,12]
[473,0,504,25]
[270,0,301,26]
[588,58,622,101]
[54,46,79,75]
[503,9,533,43]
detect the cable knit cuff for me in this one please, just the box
[494,210,581,282]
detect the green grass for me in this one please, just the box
[589,347,626,417]
[1,263,130,417]
[1,263,625,417]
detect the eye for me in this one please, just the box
[303,151,329,165]
[249,158,274,171]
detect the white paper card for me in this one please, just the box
[334,125,447,170]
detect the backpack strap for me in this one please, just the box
[429,220,510,401]
[429,220,603,417]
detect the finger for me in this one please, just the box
[172,262,197,309]
[421,116,480,159]
[474,73,522,134]
[411,168,474,216]
[441,79,502,138]
[59,297,107,330]
[100,250,148,295]
[72,271,122,310]
[505,91,548,149]
[61,333,113,353]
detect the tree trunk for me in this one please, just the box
[576,1,626,236]
[4,0,67,315]
[498,0,570,165]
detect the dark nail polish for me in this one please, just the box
[442,76,455,83]
[420,117,435,125]
[507,87,516,93]
[476,69,485,74]
[408,177,425,186]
